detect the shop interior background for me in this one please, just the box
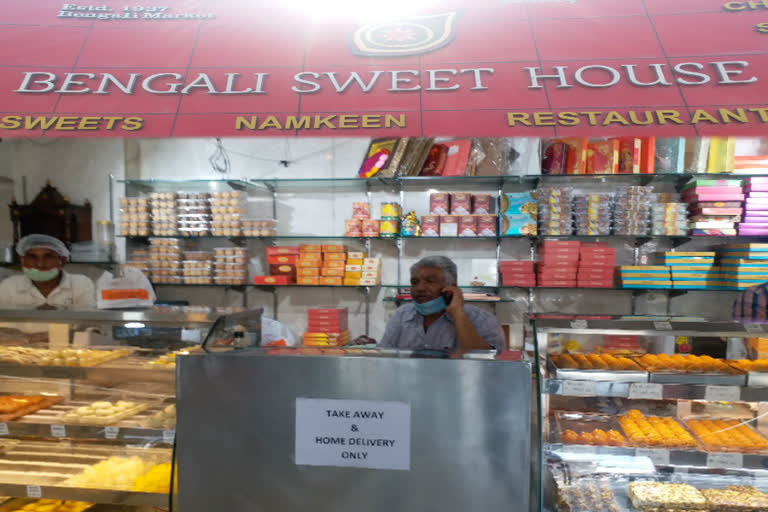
[0,137,742,345]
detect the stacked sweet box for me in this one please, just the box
[651,192,688,235]
[537,188,573,236]
[304,308,349,347]
[538,241,579,288]
[619,266,672,289]
[577,243,615,288]
[499,192,538,236]
[682,178,744,236]
[740,177,768,235]
[254,246,298,285]
[500,260,535,287]
[717,243,768,289]
[654,251,716,289]
[613,186,652,235]
[573,193,612,236]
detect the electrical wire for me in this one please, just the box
[208,138,231,175]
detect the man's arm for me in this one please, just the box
[444,287,497,350]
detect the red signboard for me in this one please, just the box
[2,0,768,137]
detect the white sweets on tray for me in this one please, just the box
[60,400,150,425]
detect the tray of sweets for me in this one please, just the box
[627,481,707,510]
[556,478,625,512]
[58,400,152,426]
[700,485,768,511]
[550,354,648,382]
[615,409,697,449]
[684,418,768,453]
[726,359,768,387]
[0,395,63,422]
[634,354,746,386]
[555,412,627,446]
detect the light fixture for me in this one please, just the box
[124,322,146,329]
[287,0,440,21]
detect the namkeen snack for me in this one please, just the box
[617,410,696,448]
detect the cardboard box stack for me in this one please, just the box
[297,244,344,286]
[578,243,616,288]
[682,178,744,236]
[619,266,672,289]
[655,251,716,289]
[254,246,298,285]
[343,252,381,286]
[652,193,688,236]
[500,260,535,287]
[303,308,349,347]
[740,177,768,235]
[538,241,579,287]
[613,186,652,235]
[499,192,537,236]
[717,244,768,290]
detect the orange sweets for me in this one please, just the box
[617,410,696,448]
[638,354,740,374]
[729,359,768,373]
[554,353,639,371]
[686,419,768,451]
[562,428,626,446]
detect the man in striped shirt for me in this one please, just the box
[733,282,768,321]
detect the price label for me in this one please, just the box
[104,426,119,440]
[654,321,673,331]
[745,324,765,334]
[50,425,66,438]
[162,429,175,444]
[635,448,670,466]
[0,423,8,436]
[705,386,741,402]
[629,383,664,400]
[561,380,596,397]
[26,485,41,498]
[707,452,743,469]
[570,320,588,329]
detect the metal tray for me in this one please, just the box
[746,371,768,387]
[555,412,623,444]
[550,357,648,382]
[683,417,768,454]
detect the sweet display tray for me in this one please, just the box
[550,357,648,383]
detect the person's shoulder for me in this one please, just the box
[0,274,28,288]
[463,304,499,322]
[394,303,417,316]
[65,273,95,288]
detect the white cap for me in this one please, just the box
[16,234,70,258]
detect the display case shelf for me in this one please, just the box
[0,309,220,328]
[545,443,768,471]
[543,378,768,401]
[0,484,168,507]
[1,421,173,445]
[0,362,174,382]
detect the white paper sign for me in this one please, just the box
[654,321,673,331]
[570,320,588,329]
[561,380,596,397]
[635,448,670,466]
[50,425,65,438]
[745,324,765,334]
[707,452,743,469]
[295,398,411,470]
[705,386,741,402]
[0,423,8,436]
[104,426,119,440]
[629,383,664,400]
[26,485,41,498]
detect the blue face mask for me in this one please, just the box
[413,295,447,316]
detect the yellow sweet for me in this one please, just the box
[11,501,92,512]
[133,463,176,493]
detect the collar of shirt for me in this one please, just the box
[402,303,454,325]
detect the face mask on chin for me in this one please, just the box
[413,295,447,316]
[23,267,60,283]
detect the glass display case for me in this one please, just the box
[0,306,243,511]
[533,316,768,512]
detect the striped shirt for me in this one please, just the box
[378,303,505,351]
[733,282,768,321]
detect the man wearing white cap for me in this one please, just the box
[0,234,95,309]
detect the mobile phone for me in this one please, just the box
[442,290,453,305]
